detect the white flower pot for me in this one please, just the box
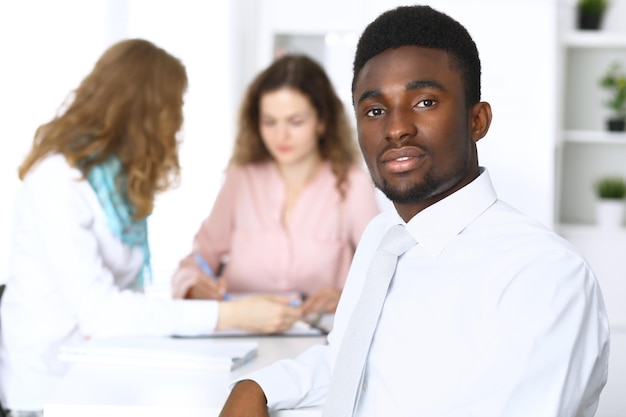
[596,199,625,229]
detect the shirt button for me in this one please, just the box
[362,380,368,390]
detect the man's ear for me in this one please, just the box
[470,101,492,143]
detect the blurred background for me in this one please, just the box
[0,0,569,284]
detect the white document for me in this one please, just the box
[210,319,328,337]
[59,336,258,371]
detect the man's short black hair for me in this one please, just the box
[352,5,481,107]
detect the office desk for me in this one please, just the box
[44,336,326,417]
[44,328,625,416]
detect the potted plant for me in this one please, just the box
[599,62,626,132]
[577,0,608,30]
[594,175,626,228]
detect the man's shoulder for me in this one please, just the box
[487,200,556,235]
[480,200,583,258]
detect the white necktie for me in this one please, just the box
[322,224,417,417]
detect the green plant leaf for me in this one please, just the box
[595,176,626,199]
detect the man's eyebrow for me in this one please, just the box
[356,89,381,106]
[357,79,446,105]
[406,79,446,91]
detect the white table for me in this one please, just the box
[44,336,326,417]
[43,328,626,417]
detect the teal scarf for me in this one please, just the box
[86,156,151,288]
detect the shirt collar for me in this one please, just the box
[389,167,497,259]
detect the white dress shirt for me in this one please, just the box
[243,168,610,417]
[0,155,219,410]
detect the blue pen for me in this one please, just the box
[193,252,230,300]
[289,293,305,308]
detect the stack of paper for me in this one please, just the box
[59,336,258,371]
[209,319,328,337]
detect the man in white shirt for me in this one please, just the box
[218,5,610,417]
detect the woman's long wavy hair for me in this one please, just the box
[18,38,187,220]
[230,54,360,198]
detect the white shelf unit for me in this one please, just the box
[562,31,626,48]
[555,0,626,341]
[556,30,626,227]
[565,130,626,143]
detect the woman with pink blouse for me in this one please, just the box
[172,54,380,315]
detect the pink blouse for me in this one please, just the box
[174,161,380,297]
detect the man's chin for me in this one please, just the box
[378,184,427,205]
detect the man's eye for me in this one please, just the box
[417,99,437,108]
[366,108,385,117]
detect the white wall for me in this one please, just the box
[0,0,109,285]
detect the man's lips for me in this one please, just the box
[380,146,425,173]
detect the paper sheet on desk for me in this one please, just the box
[58,336,258,371]
[207,319,329,337]
[181,313,335,338]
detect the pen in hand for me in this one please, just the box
[193,252,230,300]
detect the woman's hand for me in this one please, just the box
[217,294,302,333]
[301,286,341,315]
[186,275,228,300]
[171,262,228,300]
